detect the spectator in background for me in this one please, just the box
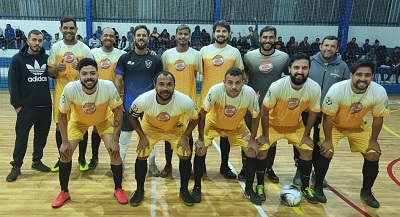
[344,37,359,65]
[112,28,120,48]
[201,29,211,46]
[241,17,259,48]
[88,34,101,48]
[169,35,177,48]
[41,30,52,42]
[274,36,285,50]
[94,26,102,39]
[310,38,320,56]
[191,26,202,50]
[147,36,157,52]
[376,46,390,67]
[362,39,372,55]
[299,36,311,56]
[76,34,85,43]
[118,36,129,51]
[286,36,297,57]
[15,27,26,48]
[4,24,16,49]
[365,47,377,66]
[127,26,134,45]
[230,37,238,47]
[51,33,61,46]
[0,27,4,47]
[150,27,160,39]
[373,39,380,50]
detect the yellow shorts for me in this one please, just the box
[320,124,374,153]
[204,120,269,151]
[68,116,114,141]
[138,120,188,158]
[259,124,313,151]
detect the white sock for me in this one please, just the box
[149,147,156,166]
[119,131,133,164]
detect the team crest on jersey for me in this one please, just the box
[224,105,237,117]
[288,98,300,110]
[212,55,224,66]
[174,59,186,71]
[157,112,170,122]
[259,60,273,73]
[100,58,111,69]
[145,60,153,68]
[242,132,251,142]
[63,52,75,63]
[325,97,332,105]
[82,103,96,114]
[350,102,363,114]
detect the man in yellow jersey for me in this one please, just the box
[47,16,93,172]
[314,60,389,208]
[258,52,321,204]
[200,20,244,179]
[89,27,126,169]
[51,58,127,208]
[127,71,199,206]
[192,67,264,205]
[159,24,202,178]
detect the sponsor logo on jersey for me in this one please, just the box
[350,102,363,114]
[174,59,186,71]
[288,98,300,110]
[127,61,135,65]
[63,52,75,63]
[212,55,224,66]
[157,112,170,122]
[100,58,111,69]
[259,60,273,73]
[82,103,96,114]
[224,105,237,117]
[145,60,153,68]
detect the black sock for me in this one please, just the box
[220,137,230,169]
[266,145,276,172]
[241,149,247,172]
[194,154,206,188]
[91,132,101,159]
[362,159,379,192]
[111,164,123,190]
[59,161,72,192]
[245,157,257,191]
[314,155,331,187]
[188,137,194,160]
[256,158,268,185]
[293,145,300,167]
[312,143,321,167]
[135,158,147,191]
[298,159,312,189]
[179,158,192,192]
[78,131,88,160]
[56,130,62,152]
[165,141,173,165]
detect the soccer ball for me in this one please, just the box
[280,185,302,206]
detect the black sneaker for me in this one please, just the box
[360,189,380,208]
[265,169,279,183]
[237,169,246,181]
[220,167,237,179]
[244,189,262,205]
[6,166,21,182]
[301,187,318,204]
[130,189,145,207]
[314,185,327,203]
[256,184,266,201]
[179,189,195,206]
[88,158,99,169]
[31,161,51,172]
[191,187,201,203]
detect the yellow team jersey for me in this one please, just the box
[161,47,202,102]
[128,90,198,131]
[322,80,390,129]
[263,76,321,127]
[90,47,126,82]
[200,44,243,104]
[59,79,122,126]
[48,40,93,122]
[203,83,259,130]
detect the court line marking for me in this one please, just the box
[150,176,157,217]
[212,140,269,217]
[383,109,400,186]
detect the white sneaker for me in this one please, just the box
[148,164,160,177]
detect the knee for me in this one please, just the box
[138,156,148,161]
[178,155,190,160]
[257,150,268,160]
[322,151,334,159]
[364,152,380,161]
[299,150,313,160]
[243,148,257,158]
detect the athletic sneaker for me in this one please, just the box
[51,160,60,172]
[130,189,145,207]
[78,158,89,172]
[237,169,246,181]
[160,163,172,178]
[31,161,51,172]
[314,185,327,203]
[265,169,279,183]
[293,168,301,185]
[244,189,262,205]
[148,164,160,177]
[88,158,99,169]
[114,188,128,204]
[360,189,380,208]
[311,172,328,187]
[220,167,237,179]
[51,191,70,208]
[301,187,318,204]
[256,184,266,201]
[6,166,21,182]
[191,186,201,203]
[179,189,195,206]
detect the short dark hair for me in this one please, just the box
[176,24,191,34]
[259,26,277,37]
[154,71,175,85]
[78,58,98,72]
[134,25,150,36]
[351,60,375,75]
[60,16,76,27]
[321,35,338,45]
[27,30,43,39]
[225,67,244,79]
[289,52,310,68]
[213,20,231,33]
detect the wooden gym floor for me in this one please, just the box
[0,92,399,217]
